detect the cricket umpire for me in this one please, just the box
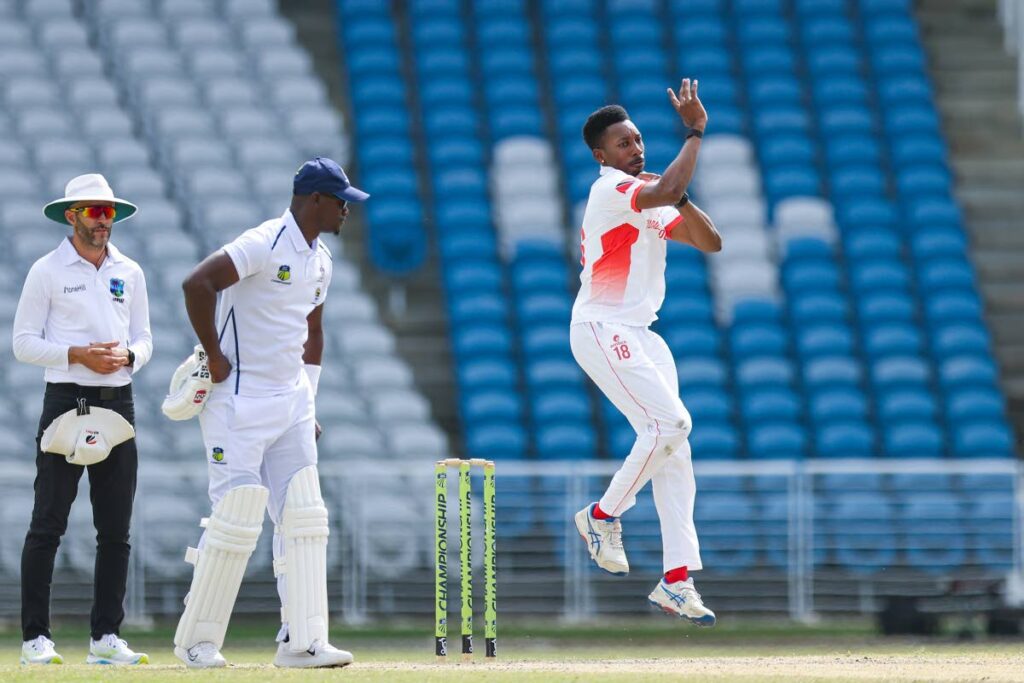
[11,174,151,666]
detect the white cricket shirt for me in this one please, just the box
[571,165,684,326]
[217,209,333,396]
[12,237,153,386]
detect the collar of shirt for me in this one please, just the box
[56,236,125,267]
[280,209,319,254]
[599,165,624,177]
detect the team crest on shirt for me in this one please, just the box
[275,265,292,284]
[109,278,125,302]
[615,180,635,194]
[211,446,225,464]
[312,286,322,304]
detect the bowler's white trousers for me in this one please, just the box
[198,376,318,615]
[570,322,702,572]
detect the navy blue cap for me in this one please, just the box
[293,157,369,202]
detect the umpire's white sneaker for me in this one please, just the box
[574,503,629,575]
[174,641,227,668]
[274,640,353,668]
[648,577,717,627]
[20,635,63,665]
[87,634,149,665]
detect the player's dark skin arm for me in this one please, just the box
[669,201,722,252]
[635,78,708,210]
[182,252,240,383]
[304,304,326,440]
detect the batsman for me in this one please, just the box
[163,158,368,668]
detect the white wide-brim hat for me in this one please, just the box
[40,405,135,466]
[43,173,138,224]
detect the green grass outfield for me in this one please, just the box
[1,619,1022,682]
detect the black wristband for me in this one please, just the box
[127,349,135,366]
[675,192,690,209]
[686,128,704,139]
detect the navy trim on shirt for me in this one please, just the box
[217,306,241,395]
[271,225,287,250]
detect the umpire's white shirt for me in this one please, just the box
[12,237,153,386]
[217,209,333,397]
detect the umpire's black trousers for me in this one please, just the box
[21,382,137,642]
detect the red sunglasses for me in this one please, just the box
[70,205,117,220]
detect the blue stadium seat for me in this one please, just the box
[532,389,591,423]
[825,135,883,167]
[683,388,733,422]
[748,422,807,458]
[462,390,523,422]
[660,295,714,323]
[677,357,729,389]
[452,324,513,357]
[877,388,937,422]
[870,355,930,388]
[891,134,947,167]
[458,358,517,390]
[445,262,502,291]
[730,324,787,356]
[951,421,1014,458]
[448,291,508,326]
[849,260,911,293]
[924,291,983,326]
[760,135,816,166]
[815,421,875,458]
[662,325,721,356]
[465,422,527,458]
[901,492,967,574]
[790,291,850,325]
[536,424,596,459]
[517,293,571,325]
[917,258,976,293]
[512,262,567,292]
[689,421,740,457]
[809,387,869,423]
[525,358,584,389]
[733,298,783,325]
[938,355,997,390]
[844,229,902,261]
[781,262,841,291]
[967,495,1014,569]
[857,292,915,325]
[830,165,886,197]
[803,355,862,388]
[797,324,855,358]
[807,45,861,77]
[945,387,1005,422]
[522,326,571,355]
[882,421,944,457]
[910,226,966,261]
[819,105,875,137]
[736,357,795,389]
[862,323,923,357]
[740,388,801,421]
[932,323,990,357]
[694,494,758,573]
[827,493,896,573]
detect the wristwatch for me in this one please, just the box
[126,349,136,366]
[686,128,704,139]
[675,192,690,209]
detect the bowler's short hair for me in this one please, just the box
[583,105,630,150]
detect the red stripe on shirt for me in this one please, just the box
[629,181,647,213]
[591,223,639,305]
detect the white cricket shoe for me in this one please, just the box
[574,503,629,575]
[20,635,63,665]
[174,641,227,668]
[87,634,149,665]
[648,577,717,627]
[274,639,353,668]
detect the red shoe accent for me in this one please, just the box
[591,504,613,520]
[665,566,688,583]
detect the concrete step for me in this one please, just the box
[974,249,1024,281]
[952,157,1024,185]
[996,344,1024,372]
[969,220,1024,248]
[988,313,1024,342]
[986,285,1024,312]
[938,101,1022,131]
[957,189,1024,221]
[932,71,1019,94]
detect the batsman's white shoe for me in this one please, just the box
[87,634,149,665]
[274,640,353,668]
[648,578,717,627]
[574,503,629,576]
[20,635,63,665]
[174,641,227,668]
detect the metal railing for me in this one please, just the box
[0,458,1020,624]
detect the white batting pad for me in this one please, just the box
[174,484,269,650]
[279,465,331,651]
